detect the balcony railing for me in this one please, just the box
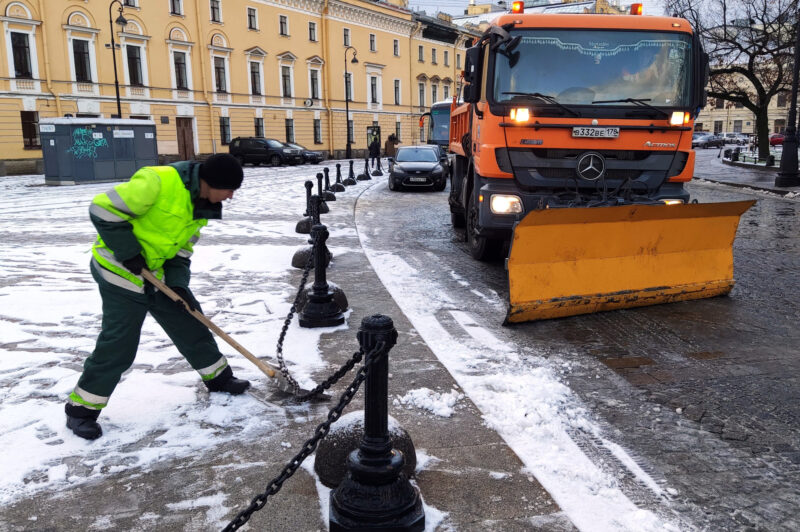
[250,94,264,105]
[214,92,229,103]
[76,82,95,93]
[14,79,35,91]
[177,90,191,99]
[130,86,146,97]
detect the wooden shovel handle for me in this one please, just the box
[140,270,277,378]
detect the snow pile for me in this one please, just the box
[394,387,464,417]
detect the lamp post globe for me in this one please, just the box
[776,7,800,187]
[109,0,128,119]
[344,46,358,159]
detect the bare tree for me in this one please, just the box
[666,0,797,158]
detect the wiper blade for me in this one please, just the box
[591,97,670,118]
[502,91,581,117]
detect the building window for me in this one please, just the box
[370,76,378,104]
[314,118,322,144]
[219,116,230,144]
[713,120,722,134]
[281,65,292,97]
[432,49,437,64]
[255,117,264,137]
[123,0,137,6]
[418,45,424,62]
[394,79,400,105]
[776,92,787,107]
[174,51,188,90]
[170,0,183,15]
[72,39,92,82]
[210,0,221,22]
[214,56,226,92]
[347,119,354,143]
[369,34,376,52]
[21,111,40,149]
[715,98,724,109]
[11,32,32,78]
[733,120,742,133]
[432,84,438,103]
[247,8,257,30]
[444,50,449,66]
[443,85,449,101]
[309,22,317,42]
[343,28,350,46]
[279,15,288,36]
[456,53,461,69]
[250,61,261,95]
[393,39,399,56]
[126,45,143,86]
[285,118,294,143]
[395,122,401,141]
[418,82,425,108]
[310,69,320,99]
[734,102,743,109]
[774,119,786,133]
[345,72,352,101]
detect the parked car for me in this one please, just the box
[770,133,785,146]
[285,142,324,164]
[692,133,724,149]
[228,137,303,166]
[721,132,748,145]
[388,145,447,191]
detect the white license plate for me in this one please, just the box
[409,177,428,182]
[572,127,619,138]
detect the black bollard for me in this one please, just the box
[298,224,346,328]
[371,157,384,177]
[324,169,335,195]
[292,195,332,269]
[295,180,314,234]
[318,172,336,202]
[356,157,369,181]
[329,315,424,531]
[342,162,356,186]
[330,165,345,192]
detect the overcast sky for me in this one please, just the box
[406,0,668,19]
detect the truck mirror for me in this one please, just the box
[463,84,479,104]
[464,46,480,85]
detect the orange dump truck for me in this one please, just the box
[447,9,754,323]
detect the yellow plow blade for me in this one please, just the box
[505,200,755,324]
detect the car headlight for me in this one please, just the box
[432,165,443,175]
[282,148,290,153]
[392,166,406,175]
[490,194,523,214]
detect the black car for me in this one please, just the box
[388,146,447,191]
[228,137,303,166]
[286,142,324,164]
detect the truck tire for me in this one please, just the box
[451,212,465,228]
[466,192,501,261]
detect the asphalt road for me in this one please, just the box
[356,148,800,531]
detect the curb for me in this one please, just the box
[693,176,796,196]
[720,157,780,172]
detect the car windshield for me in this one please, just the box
[493,29,693,108]
[429,107,450,143]
[266,139,284,148]
[396,147,438,162]
[287,143,305,150]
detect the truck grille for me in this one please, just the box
[537,168,643,180]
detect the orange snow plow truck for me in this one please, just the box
[447,8,754,324]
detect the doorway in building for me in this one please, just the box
[176,117,195,160]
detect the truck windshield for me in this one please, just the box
[493,30,693,108]
[429,107,450,143]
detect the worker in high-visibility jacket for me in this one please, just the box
[66,153,249,440]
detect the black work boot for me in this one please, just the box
[65,403,103,440]
[204,366,250,395]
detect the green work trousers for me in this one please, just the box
[75,262,227,402]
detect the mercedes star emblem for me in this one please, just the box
[576,152,605,181]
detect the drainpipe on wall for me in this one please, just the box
[322,0,334,157]
[194,0,216,154]
[37,0,62,116]
[409,22,422,143]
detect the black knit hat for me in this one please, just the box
[199,153,244,190]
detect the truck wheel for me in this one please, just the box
[451,212,465,228]
[466,193,500,261]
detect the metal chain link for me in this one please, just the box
[275,246,314,395]
[223,341,387,531]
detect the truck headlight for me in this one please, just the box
[490,194,523,214]
[661,199,684,205]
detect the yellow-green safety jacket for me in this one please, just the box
[89,162,222,293]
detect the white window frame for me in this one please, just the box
[3,10,41,92]
[365,64,383,110]
[249,60,263,95]
[209,40,232,103]
[431,83,438,104]
[444,50,449,67]
[393,79,401,106]
[418,82,425,109]
[369,33,376,52]
[393,39,399,57]
[169,47,194,98]
[247,7,258,30]
[308,21,317,42]
[344,71,353,102]
[168,0,183,16]
[431,48,437,65]
[119,28,151,99]
[418,45,424,62]
[279,14,289,36]
[66,26,100,96]
[443,84,450,101]
[277,52,296,105]
[307,61,322,101]
[209,0,223,23]
[343,27,350,47]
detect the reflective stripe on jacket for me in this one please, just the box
[90,166,207,292]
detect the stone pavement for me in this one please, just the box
[692,148,800,195]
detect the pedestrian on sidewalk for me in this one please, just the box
[65,154,250,440]
[384,134,400,159]
[369,137,381,169]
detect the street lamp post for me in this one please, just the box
[776,8,800,187]
[344,46,358,159]
[108,1,128,119]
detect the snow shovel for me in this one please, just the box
[140,270,314,397]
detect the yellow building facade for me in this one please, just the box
[0,0,477,172]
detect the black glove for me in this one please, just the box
[122,254,146,275]
[170,286,200,312]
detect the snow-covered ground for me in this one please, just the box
[2,163,680,530]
